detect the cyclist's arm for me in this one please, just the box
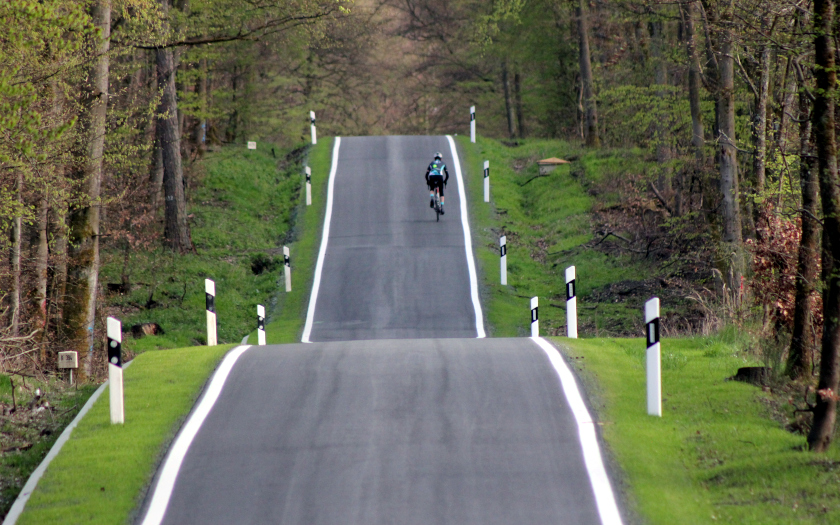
[443,167,450,185]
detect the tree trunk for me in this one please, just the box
[788,83,818,380]
[502,61,516,139]
[64,0,110,380]
[35,192,50,359]
[681,0,705,159]
[754,18,771,195]
[10,171,23,337]
[651,19,673,198]
[809,0,840,453]
[193,57,208,152]
[156,0,191,253]
[53,208,68,326]
[716,0,745,299]
[151,131,164,210]
[514,71,524,138]
[576,0,599,147]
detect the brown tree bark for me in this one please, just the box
[716,0,745,298]
[10,171,23,337]
[502,61,516,139]
[681,0,705,159]
[651,18,673,200]
[514,71,524,138]
[575,0,599,147]
[156,0,191,252]
[150,131,164,211]
[809,0,840,453]
[788,77,818,380]
[753,16,771,195]
[192,57,208,152]
[64,0,110,380]
[35,192,50,359]
[52,208,68,326]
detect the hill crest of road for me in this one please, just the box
[139,136,623,525]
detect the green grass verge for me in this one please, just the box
[248,137,333,344]
[101,143,309,352]
[457,135,654,337]
[558,334,840,524]
[18,345,234,524]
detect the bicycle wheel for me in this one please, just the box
[435,192,440,221]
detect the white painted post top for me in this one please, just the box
[565,265,576,283]
[257,304,265,317]
[106,317,121,343]
[500,235,506,245]
[470,106,475,114]
[531,296,538,310]
[283,246,290,257]
[205,278,215,296]
[305,166,311,175]
[645,297,660,323]
[484,160,489,170]
[310,110,315,120]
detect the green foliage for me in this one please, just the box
[599,85,695,151]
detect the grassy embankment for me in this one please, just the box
[458,135,655,336]
[460,135,840,523]
[103,139,332,351]
[15,139,333,522]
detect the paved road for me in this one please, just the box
[156,339,600,525]
[140,136,618,525]
[308,135,478,341]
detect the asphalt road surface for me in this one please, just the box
[307,135,479,341]
[140,136,619,525]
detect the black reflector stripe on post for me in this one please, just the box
[647,318,660,348]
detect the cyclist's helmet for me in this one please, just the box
[434,152,443,160]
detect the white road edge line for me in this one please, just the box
[301,137,341,343]
[531,336,623,525]
[446,135,486,339]
[140,344,252,525]
[2,360,133,525]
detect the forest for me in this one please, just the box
[3,0,840,454]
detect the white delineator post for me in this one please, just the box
[310,111,317,145]
[645,297,662,417]
[106,316,124,425]
[284,246,291,292]
[257,304,266,345]
[205,279,217,346]
[305,166,312,206]
[483,160,490,202]
[530,296,539,337]
[500,235,507,285]
[566,265,578,339]
[470,106,476,143]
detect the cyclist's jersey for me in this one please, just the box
[428,160,445,176]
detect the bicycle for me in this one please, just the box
[432,186,442,221]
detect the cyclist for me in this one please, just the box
[425,152,450,214]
